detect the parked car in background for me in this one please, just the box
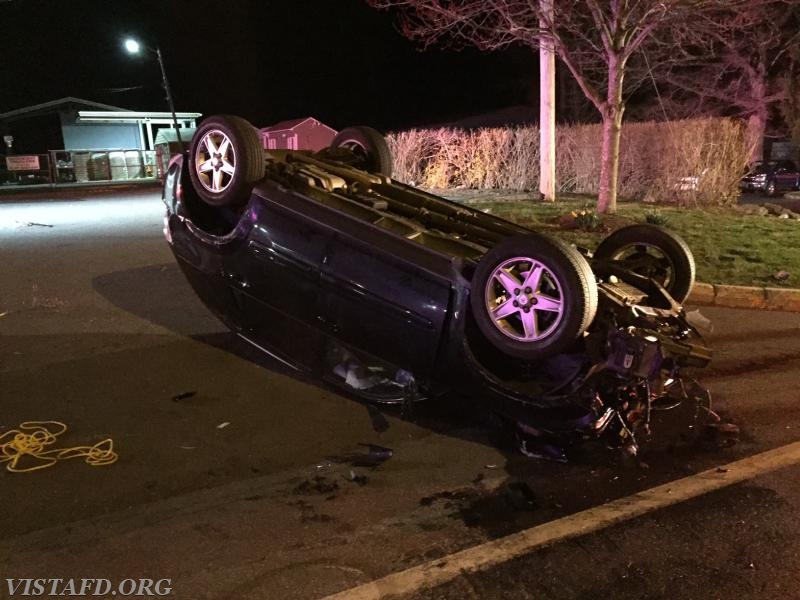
[740,160,800,196]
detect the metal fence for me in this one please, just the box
[0,149,158,186]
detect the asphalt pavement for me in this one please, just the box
[2,189,800,600]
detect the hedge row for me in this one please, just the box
[386,118,750,206]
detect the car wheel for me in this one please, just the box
[330,126,393,177]
[470,233,598,361]
[766,180,776,197]
[594,224,696,303]
[189,115,265,207]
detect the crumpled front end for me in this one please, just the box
[577,274,713,456]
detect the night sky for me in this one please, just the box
[2,0,536,132]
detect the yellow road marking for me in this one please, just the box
[321,440,800,600]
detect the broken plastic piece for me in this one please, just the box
[685,309,713,333]
[333,359,410,393]
[773,270,790,281]
[349,470,368,485]
[518,438,568,462]
[703,422,740,447]
[361,443,393,463]
[21,221,54,228]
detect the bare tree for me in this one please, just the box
[651,1,800,162]
[367,0,752,213]
[778,53,800,154]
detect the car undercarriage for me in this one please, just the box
[163,115,718,460]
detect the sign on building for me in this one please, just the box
[6,155,40,171]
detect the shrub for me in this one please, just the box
[386,117,749,207]
[572,205,602,231]
[644,209,670,227]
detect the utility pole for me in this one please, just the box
[539,0,556,202]
[124,38,183,147]
[155,47,182,146]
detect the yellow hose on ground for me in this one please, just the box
[0,421,117,473]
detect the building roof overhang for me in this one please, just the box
[0,97,131,121]
[77,110,203,124]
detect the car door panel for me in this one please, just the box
[235,197,331,369]
[321,234,451,377]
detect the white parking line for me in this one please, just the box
[321,440,800,600]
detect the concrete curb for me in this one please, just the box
[687,282,800,312]
[0,181,161,201]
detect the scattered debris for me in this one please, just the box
[366,404,390,433]
[419,489,475,508]
[30,284,66,309]
[716,467,729,473]
[736,205,770,217]
[685,309,713,333]
[17,221,54,228]
[327,443,393,468]
[334,360,387,390]
[349,470,368,486]
[0,311,8,318]
[518,437,568,462]
[361,443,393,464]
[179,445,196,450]
[737,203,800,219]
[171,391,197,402]
[773,270,791,281]
[293,475,340,496]
[216,421,231,430]
[300,510,334,524]
[702,421,740,448]
[485,464,499,470]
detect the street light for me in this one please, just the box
[123,37,183,146]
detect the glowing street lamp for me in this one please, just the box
[123,37,183,146]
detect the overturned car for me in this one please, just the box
[163,115,713,458]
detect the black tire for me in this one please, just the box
[188,115,265,207]
[470,233,598,361]
[594,224,696,303]
[330,126,393,177]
